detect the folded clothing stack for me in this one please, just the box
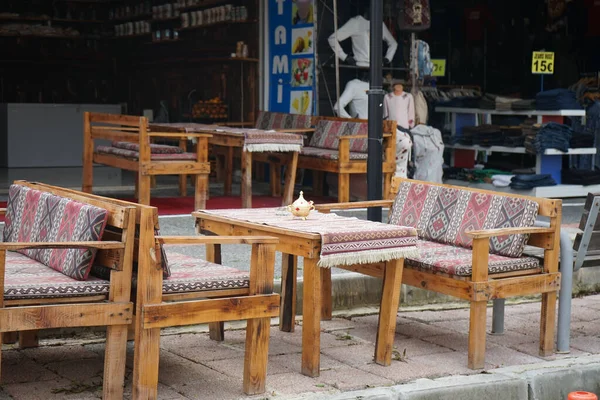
[479,94,497,109]
[510,174,557,189]
[524,122,572,154]
[570,132,595,148]
[501,127,525,147]
[562,169,600,185]
[495,96,521,111]
[536,89,582,110]
[492,174,514,187]
[511,99,536,111]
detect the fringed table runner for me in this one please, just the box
[150,123,303,153]
[202,208,418,268]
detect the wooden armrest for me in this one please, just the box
[156,236,279,245]
[0,241,125,251]
[0,208,5,216]
[338,133,393,141]
[148,132,212,139]
[315,200,393,212]
[465,227,555,239]
[274,128,316,133]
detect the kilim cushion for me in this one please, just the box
[255,111,312,131]
[389,181,539,258]
[308,120,368,153]
[3,184,109,280]
[131,251,249,294]
[96,146,197,161]
[111,141,184,154]
[405,240,540,277]
[300,147,368,160]
[4,251,110,300]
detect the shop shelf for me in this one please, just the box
[178,19,256,31]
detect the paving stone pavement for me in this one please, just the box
[0,295,599,399]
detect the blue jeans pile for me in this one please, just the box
[510,174,557,189]
[536,89,582,110]
[524,122,572,153]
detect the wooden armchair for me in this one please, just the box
[82,112,211,210]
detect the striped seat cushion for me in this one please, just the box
[308,120,368,152]
[96,146,197,161]
[5,251,110,300]
[111,141,184,154]
[255,111,312,131]
[405,240,540,277]
[300,147,368,160]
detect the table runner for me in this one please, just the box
[150,123,303,153]
[201,208,418,268]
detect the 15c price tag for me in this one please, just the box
[532,51,555,74]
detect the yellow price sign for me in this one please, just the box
[431,59,446,77]
[532,51,554,74]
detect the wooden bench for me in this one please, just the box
[0,181,136,399]
[316,177,562,368]
[82,112,211,210]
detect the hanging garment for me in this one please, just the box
[383,91,415,129]
[395,128,413,178]
[412,89,428,125]
[333,79,369,119]
[410,125,444,183]
[328,15,398,67]
[410,40,434,78]
[398,0,431,31]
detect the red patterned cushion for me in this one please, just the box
[405,240,540,277]
[300,147,368,160]
[3,185,109,280]
[389,181,539,258]
[96,146,197,160]
[308,120,368,152]
[111,141,184,154]
[131,252,249,294]
[255,111,312,130]
[5,251,110,300]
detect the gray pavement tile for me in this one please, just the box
[265,372,334,396]
[570,335,600,353]
[320,318,357,333]
[401,308,471,323]
[569,321,600,337]
[316,366,394,391]
[483,345,545,369]
[421,331,475,353]
[398,351,477,379]
[45,357,105,382]
[277,327,366,349]
[269,353,345,374]
[392,337,455,358]
[166,342,245,363]
[570,306,600,322]
[23,344,100,365]
[123,382,188,400]
[2,378,101,400]
[395,321,454,338]
[487,330,540,347]
[509,340,591,360]
[1,358,59,384]
[203,357,290,378]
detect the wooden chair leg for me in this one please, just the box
[383,173,392,200]
[138,174,151,206]
[103,324,128,399]
[301,257,321,377]
[279,253,297,332]
[320,268,332,321]
[243,317,270,395]
[209,322,225,341]
[2,332,17,344]
[338,173,350,203]
[132,328,161,399]
[179,175,187,196]
[374,259,404,366]
[195,174,208,210]
[539,291,557,356]
[312,171,324,196]
[467,300,488,369]
[127,314,137,341]
[18,330,39,349]
[150,176,157,189]
[224,147,234,196]
[134,175,140,201]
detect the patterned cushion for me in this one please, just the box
[96,146,197,161]
[300,147,368,160]
[308,120,368,152]
[111,141,184,154]
[389,181,539,258]
[4,250,110,300]
[131,252,249,294]
[405,240,540,277]
[3,185,109,280]
[255,111,312,130]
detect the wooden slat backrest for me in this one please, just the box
[310,116,396,135]
[87,112,147,143]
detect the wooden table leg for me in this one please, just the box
[301,257,321,377]
[374,258,404,366]
[279,253,297,332]
[320,267,333,321]
[282,152,299,205]
[224,147,234,196]
[206,242,225,341]
[241,150,253,208]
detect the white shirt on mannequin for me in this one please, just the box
[333,79,369,119]
[328,15,398,67]
[383,91,415,129]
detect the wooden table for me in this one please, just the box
[193,209,416,377]
[150,123,301,208]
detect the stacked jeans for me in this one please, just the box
[479,94,497,109]
[510,174,557,189]
[536,89,582,110]
[524,122,572,153]
[511,99,536,111]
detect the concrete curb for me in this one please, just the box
[286,355,600,400]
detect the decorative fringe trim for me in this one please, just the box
[317,247,420,269]
[243,144,302,153]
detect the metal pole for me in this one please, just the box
[333,0,341,116]
[367,0,384,222]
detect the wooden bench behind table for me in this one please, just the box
[83,112,211,210]
[316,177,562,369]
[0,181,137,399]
